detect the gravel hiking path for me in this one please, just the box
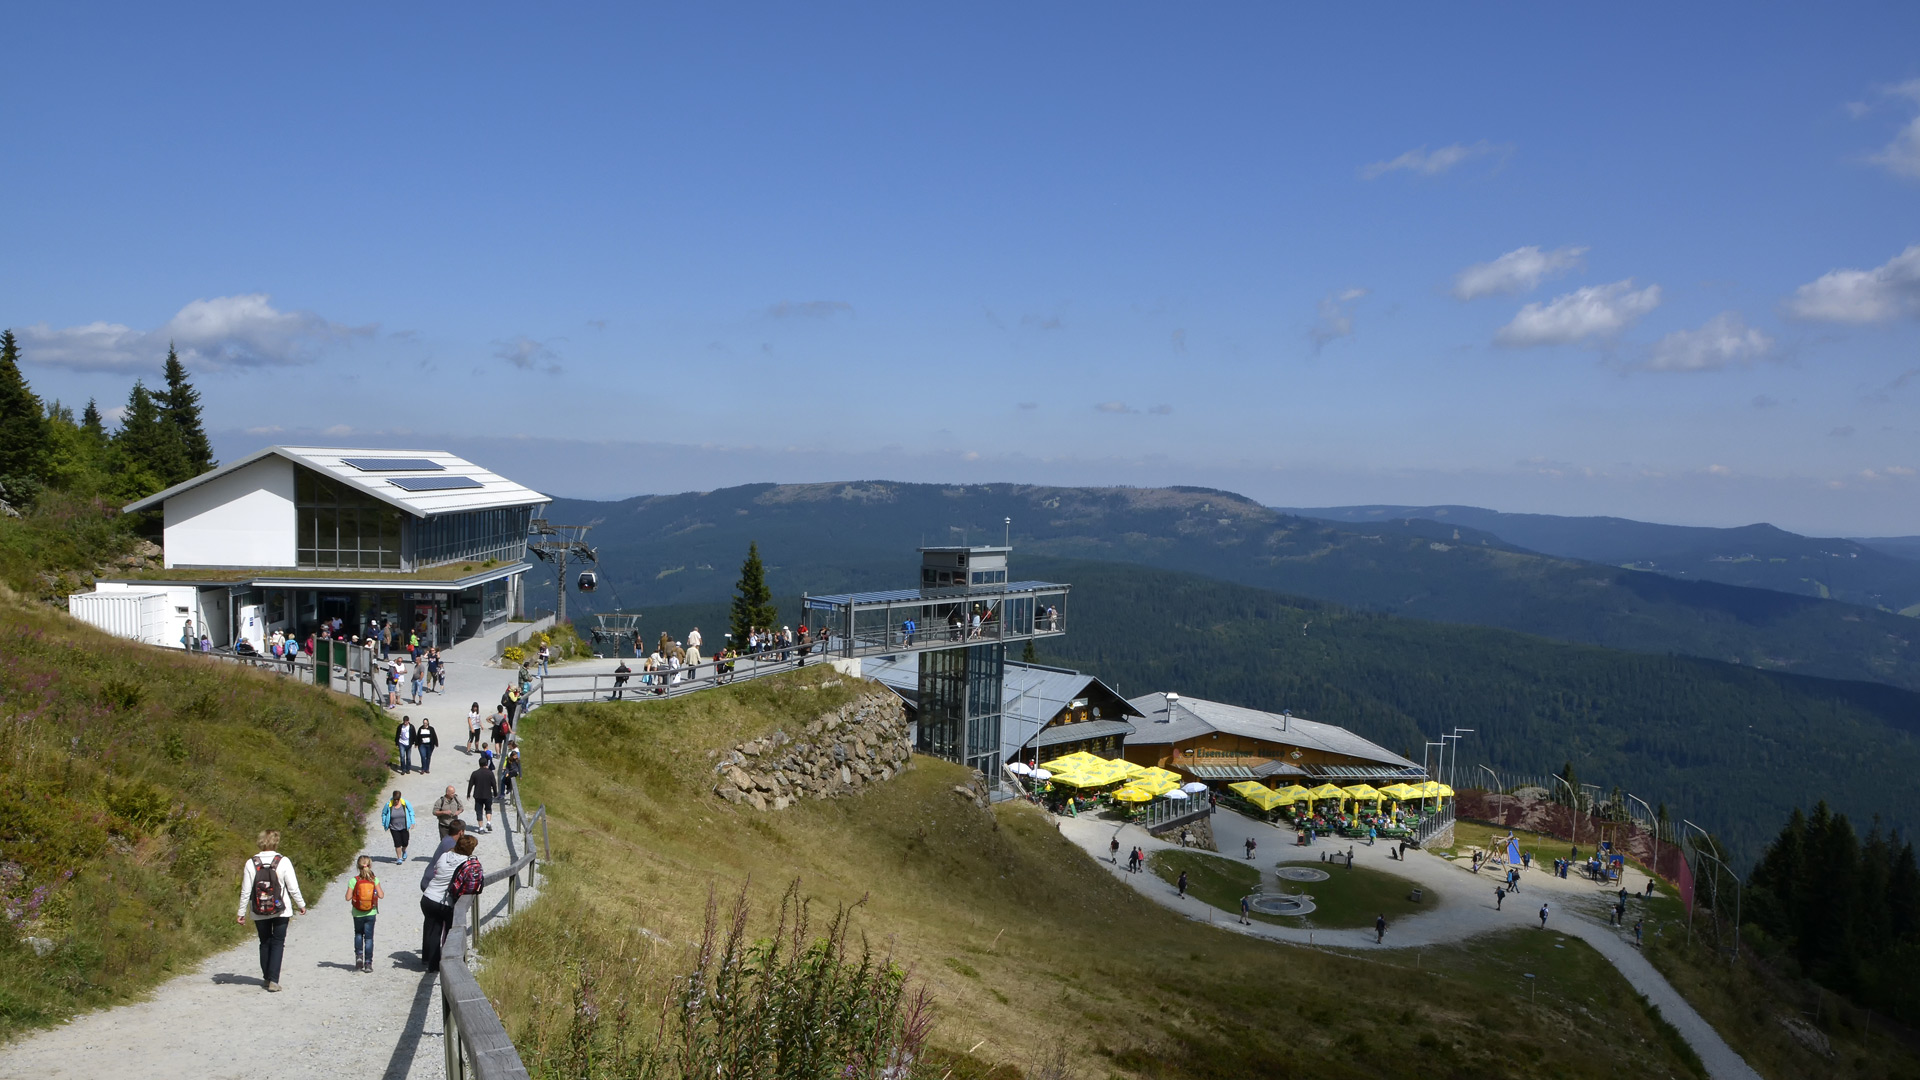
[1062,809,1762,1080]
[0,640,542,1080]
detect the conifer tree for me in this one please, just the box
[159,345,214,482]
[729,542,778,646]
[0,328,52,491]
[81,398,107,444]
[112,381,183,500]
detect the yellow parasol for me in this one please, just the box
[1305,783,1347,801]
[1229,783,1288,811]
[1112,786,1153,803]
[1378,783,1420,800]
[1043,751,1106,774]
[1130,773,1181,797]
[1342,784,1384,802]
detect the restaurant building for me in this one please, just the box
[1124,692,1426,786]
[69,446,546,651]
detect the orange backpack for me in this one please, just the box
[350,876,379,913]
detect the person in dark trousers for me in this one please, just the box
[1109,837,1121,864]
[1495,885,1505,910]
[1539,903,1551,929]
[1244,836,1257,860]
[419,833,482,973]
[415,718,439,775]
[395,717,414,774]
[1176,870,1188,899]
[467,758,498,834]
[612,661,631,700]
[501,747,522,804]
[1375,914,1387,944]
[1634,918,1644,946]
[236,829,307,992]
[382,790,413,863]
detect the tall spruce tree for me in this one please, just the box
[729,542,779,647]
[0,328,52,491]
[112,381,184,500]
[81,398,107,444]
[159,345,214,483]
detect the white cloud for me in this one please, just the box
[1310,288,1368,352]
[1781,243,1920,323]
[1494,279,1662,348]
[1148,404,1174,415]
[17,294,371,373]
[1359,140,1510,180]
[1094,401,1137,414]
[1639,313,1774,372]
[1867,80,1920,179]
[493,336,563,374]
[1452,245,1587,300]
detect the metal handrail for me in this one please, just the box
[441,830,542,1079]
[535,649,823,707]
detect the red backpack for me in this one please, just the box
[350,876,379,913]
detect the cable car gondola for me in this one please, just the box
[577,571,598,593]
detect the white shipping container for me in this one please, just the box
[68,590,172,646]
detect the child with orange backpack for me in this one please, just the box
[345,855,385,973]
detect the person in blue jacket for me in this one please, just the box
[381,790,415,863]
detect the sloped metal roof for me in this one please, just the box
[124,446,548,518]
[1028,718,1135,749]
[1125,692,1421,771]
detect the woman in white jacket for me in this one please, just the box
[235,830,307,992]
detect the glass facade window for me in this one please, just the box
[295,467,404,571]
[916,643,1004,782]
[412,506,533,568]
[969,569,1007,586]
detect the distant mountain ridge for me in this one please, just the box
[542,480,1920,693]
[1286,503,1920,615]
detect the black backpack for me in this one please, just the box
[249,855,284,916]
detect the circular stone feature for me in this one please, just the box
[1275,866,1331,882]
[1246,894,1318,916]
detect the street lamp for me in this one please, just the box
[1424,740,1444,780]
[1442,729,1474,790]
[1679,819,1721,950]
[1626,793,1658,887]
[1552,774,1578,847]
[1477,763,1501,794]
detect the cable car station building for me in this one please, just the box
[74,446,547,651]
[1124,692,1425,786]
[801,545,1068,782]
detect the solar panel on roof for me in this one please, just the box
[386,475,484,492]
[343,457,444,472]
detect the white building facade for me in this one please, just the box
[69,447,548,652]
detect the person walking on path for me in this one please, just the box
[467,757,498,834]
[467,703,483,752]
[381,790,414,863]
[418,833,483,973]
[1375,914,1387,944]
[1634,918,1644,947]
[1109,836,1121,864]
[385,660,401,707]
[411,655,427,705]
[433,785,465,838]
[1244,836,1256,860]
[394,717,415,775]
[235,830,306,992]
[1539,903,1551,929]
[344,856,384,973]
[613,660,631,699]
[537,642,550,678]
[501,747,521,804]
[1176,870,1188,899]
[492,712,513,758]
[415,718,440,775]
[1495,885,1505,910]
[1240,895,1251,925]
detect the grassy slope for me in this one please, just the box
[482,668,1712,1079]
[0,594,391,1037]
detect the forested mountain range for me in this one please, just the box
[629,558,1920,869]
[1288,503,1920,614]
[543,481,1920,693]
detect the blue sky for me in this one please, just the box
[7,6,1920,533]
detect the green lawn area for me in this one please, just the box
[1148,849,1436,930]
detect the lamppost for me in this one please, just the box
[1552,773,1578,848]
[1424,739,1444,781]
[1681,819,1723,951]
[1442,728,1474,790]
[1626,793,1658,887]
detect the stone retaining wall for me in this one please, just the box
[711,688,910,810]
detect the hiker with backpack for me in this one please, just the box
[345,856,385,972]
[234,830,307,992]
[382,790,414,863]
[419,833,484,973]
[492,712,513,757]
[500,747,522,804]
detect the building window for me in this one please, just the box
[295,467,404,571]
[412,506,533,568]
